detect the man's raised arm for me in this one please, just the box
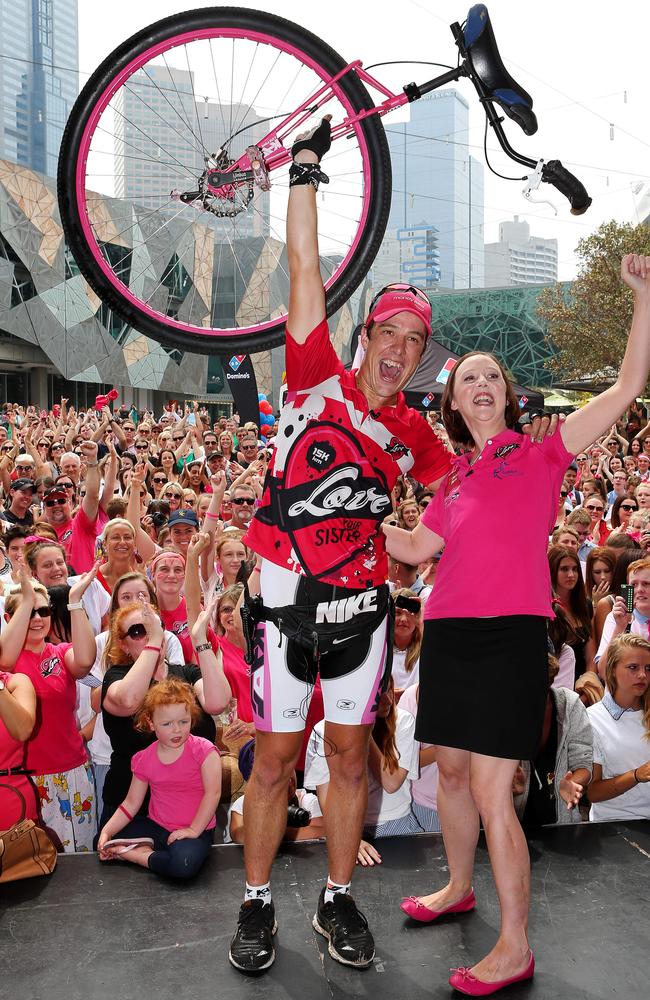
[286,117,331,344]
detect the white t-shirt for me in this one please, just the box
[595,610,648,665]
[588,697,650,822]
[398,685,438,811]
[67,576,112,636]
[305,710,419,825]
[391,649,420,692]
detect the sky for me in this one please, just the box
[78,0,650,282]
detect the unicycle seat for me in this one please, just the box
[463,4,538,135]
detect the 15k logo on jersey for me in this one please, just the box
[228,355,246,372]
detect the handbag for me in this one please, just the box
[0,781,57,883]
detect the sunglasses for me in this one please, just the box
[51,443,63,450]
[57,482,74,490]
[231,497,255,506]
[393,595,421,615]
[30,606,51,619]
[166,491,183,498]
[122,622,147,640]
[135,444,148,450]
[15,465,34,472]
[45,497,67,507]
[172,437,184,443]
[621,504,638,511]
[1,444,14,451]
[368,282,431,315]
[585,506,604,513]
[153,477,167,484]
[560,491,568,498]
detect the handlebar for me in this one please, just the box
[542,160,591,216]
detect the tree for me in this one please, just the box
[537,220,650,381]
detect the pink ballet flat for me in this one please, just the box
[399,889,476,923]
[449,952,535,996]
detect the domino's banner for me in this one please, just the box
[223,354,260,427]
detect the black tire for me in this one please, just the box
[57,7,392,355]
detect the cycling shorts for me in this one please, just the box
[250,560,392,733]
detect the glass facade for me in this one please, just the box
[0,0,78,175]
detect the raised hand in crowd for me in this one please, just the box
[558,770,586,810]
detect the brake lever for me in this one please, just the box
[522,158,558,216]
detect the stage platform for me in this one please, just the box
[2,820,649,1000]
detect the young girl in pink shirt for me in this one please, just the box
[98,677,221,879]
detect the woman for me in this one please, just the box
[585,547,615,609]
[180,459,208,495]
[216,534,248,592]
[391,589,422,697]
[609,494,638,533]
[158,448,179,484]
[151,550,217,665]
[0,566,100,851]
[0,666,37,827]
[150,468,169,499]
[305,678,420,839]
[630,437,642,457]
[549,545,595,681]
[26,540,110,635]
[160,481,184,513]
[219,430,235,465]
[183,488,198,510]
[397,499,421,531]
[587,633,650,821]
[398,682,440,835]
[100,600,230,826]
[97,518,138,594]
[513,656,592,830]
[584,495,611,545]
[383,253,650,994]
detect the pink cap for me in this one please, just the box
[367,288,432,337]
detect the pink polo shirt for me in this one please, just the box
[132,733,218,831]
[422,428,574,620]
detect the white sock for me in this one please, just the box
[324,877,351,905]
[245,881,272,905]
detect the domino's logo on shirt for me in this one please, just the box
[229,355,246,372]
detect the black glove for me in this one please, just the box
[291,117,332,162]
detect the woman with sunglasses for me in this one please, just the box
[609,495,639,536]
[0,564,100,851]
[384,252,650,994]
[160,481,184,512]
[150,468,169,499]
[584,495,611,546]
[99,599,230,828]
[391,590,423,700]
[25,540,111,636]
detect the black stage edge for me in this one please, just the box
[2,821,649,1000]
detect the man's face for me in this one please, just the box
[613,472,628,492]
[13,458,35,479]
[230,489,255,528]
[203,434,218,450]
[631,569,650,615]
[557,532,578,551]
[239,439,259,463]
[6,537,26,566]
[571,521,590,544]
[564,469,576,489]
[60,457,80,483]
[43,494,72,524]
[358,314,427,404]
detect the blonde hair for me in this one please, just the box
[392,588,423,675]
[5,582,49,617]
[605,634,650,739]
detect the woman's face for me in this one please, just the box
[613,647,650,705]
[151,472,167,495]
[34,546,68,586]
[121,468,134,489]
[619,499,638,524]
[118,608,151,660]
[187,465,202,485]
[631,438,642,454]
[161,450,175,469]
[557,556,579,592]
[625,457,637,473]
[219,598,237,636]
[591,559,612,590]
[197,495,211,520]
[584,498,605,526]
[153,557,185,596]
[120,455,135,472]
[116,579,151,608]
[219,431,233,452]
[610,457,623,473]
[401,503,420,529]
[183,490,197,509]
[393,605,419,650]
[637,487,650,510]
[105,526,135,562]
[219,542,246,580]
[158,432,172,449]
[450,354,507,432]
[163,487,182,511]
[26,593,52,643]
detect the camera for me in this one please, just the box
[286,801,311,828]
[149,499,170,528]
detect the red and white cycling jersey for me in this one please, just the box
[245,320,451,589]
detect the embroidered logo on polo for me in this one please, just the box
[494,443,520,459]
[39,655,62,678]
[384,435,409,459]
[171,619,190,638]
[269,422,391,578]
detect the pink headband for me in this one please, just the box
[25,535,54,545]
[150,551,186,574]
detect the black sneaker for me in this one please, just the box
[229,899,277,972]
[312,889,375,968]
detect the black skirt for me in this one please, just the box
[415,616,549,760]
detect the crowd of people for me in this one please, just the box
[2,115,650,996]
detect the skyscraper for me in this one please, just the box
[484,216,558,287]
[380,89,484,290]
[0,0,78,177]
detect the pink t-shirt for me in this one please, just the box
[15,642,87,774]
[398,684,438,811]
[132,733,218,831]
[160,599,219,665]
[422,429,574,620]
[53,507,107,574]
[218,635,253,723]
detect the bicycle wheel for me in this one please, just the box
[58,7,391,355]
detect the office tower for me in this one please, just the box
[0,0,78,177]
[484,216,558,287]
[381,89,484,290]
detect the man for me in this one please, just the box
[566,508,596,563]
[563,464,582,508]
[237,434,261,469]
[205,450,226,477]
[59,451,82,486]
[229,483,256,532]
[12,453,36,482]
[228,117,453,975]
[607,471,629,505]
[0,478,36,528]
[41,441,104,572]
[388,555,431,600]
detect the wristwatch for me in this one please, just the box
[194,642,211,653]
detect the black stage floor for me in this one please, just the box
[2,821,649,1000]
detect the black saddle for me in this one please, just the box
[463,4,538,136]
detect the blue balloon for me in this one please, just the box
[265,413,276,426]
[258,392,266,401]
